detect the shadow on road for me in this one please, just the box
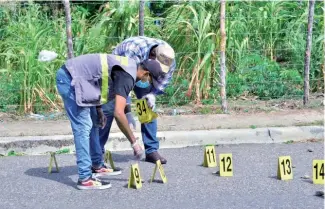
[24,165,78,188]
[23,152,137,188]
[109,152,135,163]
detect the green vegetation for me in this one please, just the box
[294,120,324,126]
[0,1,323,113]
[55,148,70,154]
[284,140,294,144]
[6,150,25,156]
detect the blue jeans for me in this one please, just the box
[56,67,102,181]
[98,87,159,164]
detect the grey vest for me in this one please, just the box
[65,54,137,107]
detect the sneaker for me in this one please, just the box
[92,164,122,177]
[77,176,111,190]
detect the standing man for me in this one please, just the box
[98,36,176,165]
[56,53,164,190]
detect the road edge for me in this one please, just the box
[0,126,323,155]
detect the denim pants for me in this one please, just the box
[56,67,102,181]
[98,87,159,164]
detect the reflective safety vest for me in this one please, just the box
[64,53,137,107]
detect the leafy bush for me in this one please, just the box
[227,54,303,99]
[0,1,322,111]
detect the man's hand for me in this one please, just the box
[96,107,107,129]
[143,93,156,110]
[132,141,144,160]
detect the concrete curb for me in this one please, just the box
[0,126,323,155]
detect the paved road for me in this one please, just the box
[0,142,324,209]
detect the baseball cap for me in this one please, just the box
[155,44,175,73]
[141,59,166,91]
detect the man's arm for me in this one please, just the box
[114,95,142,159]
[111,68,136,143]
[111,68,143,159]
[114,95,136,144]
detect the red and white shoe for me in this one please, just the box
[77,176,111,190]
[92,165,122,177]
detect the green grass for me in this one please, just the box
[0,1,323,112]
[250,125,257,129]
[199,107,212,115]
[284,140,294,144]
[6,150,25,156]
[294,120,324,127]
[55,148,70,154]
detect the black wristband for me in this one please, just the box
[124,104,131,114]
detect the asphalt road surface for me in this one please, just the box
[0,142,324,209]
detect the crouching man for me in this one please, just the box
[56,53,163,190]
[99,36,176,165]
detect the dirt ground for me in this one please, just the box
[0,96,323,137]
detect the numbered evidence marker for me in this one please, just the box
[313,160,324,185]
[219,153,233,177]
[135,99,158,124]
[128,163,142,189]
[48,152,59,173]
[277,156,293,180]
[104,150,116,170]
[150,160,167,184]
[203,145,217,167]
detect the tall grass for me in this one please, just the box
[0,4,66,113]
[0,3,109,113]
[158,0,323,105]
[0,1,323,113]
[163,3,217,104]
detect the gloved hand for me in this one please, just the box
[143,93,156,110]
[96,107,107,129]
[126,112,136,130]
[131,141,144,160]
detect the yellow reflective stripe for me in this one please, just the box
[115,55,129,67]
[100,54,109,104]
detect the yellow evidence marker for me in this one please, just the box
[48,152,59,174]
[150,160,167,184]
[277,156,293,180]
[219,153,233,177]
[135,99,158,124]
[313,160,324,185]
[104,150,115,170]
[128,163,142,189]
[203,145,217,167]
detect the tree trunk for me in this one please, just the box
[220,0,227,113]
[195,60,201,104]
[139,0,145,36]
[63,0,74,59]
[211,35,216,90]
[303,0,315,105]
